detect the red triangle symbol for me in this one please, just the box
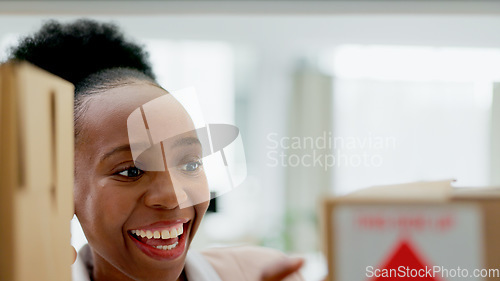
[371,239,440,281]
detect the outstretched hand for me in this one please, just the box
[260,257,304,281]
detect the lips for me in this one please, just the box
[128,220,189,260]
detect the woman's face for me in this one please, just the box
[73,82,209,281]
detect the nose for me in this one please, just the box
[143,169,188,210]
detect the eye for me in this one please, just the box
[117,166,144,178]
[181,160,203,172]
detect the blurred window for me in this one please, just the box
[319,45,500,194]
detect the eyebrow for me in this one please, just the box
[100,137,201,163]
[100,144,132,163]
[170,136,202,149]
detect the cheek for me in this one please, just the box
[195,200,209,215]
[92,179,137,222]
[76,177,138,245]
[190,200,209,237]
[191,174,209,221]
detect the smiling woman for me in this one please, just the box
[7,19,304,281]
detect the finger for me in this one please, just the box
[261,257,304,281]
[72,245,77,264]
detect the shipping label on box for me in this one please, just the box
[333,203,483,281]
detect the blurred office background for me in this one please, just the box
[3,1,500,280]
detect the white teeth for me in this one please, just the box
[132,224,184,240]
[169,242,178,250]
[154,242,179,250]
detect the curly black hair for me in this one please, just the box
[8,19,159,142]
[9,19,156,90]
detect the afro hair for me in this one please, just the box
[9,19,156,87]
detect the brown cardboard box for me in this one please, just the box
[0,61,74,281]
[322,180,500,281]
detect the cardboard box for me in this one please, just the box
[322,180,500,281]
[0,61,74,281]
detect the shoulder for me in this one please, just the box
[200,246,304,281]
